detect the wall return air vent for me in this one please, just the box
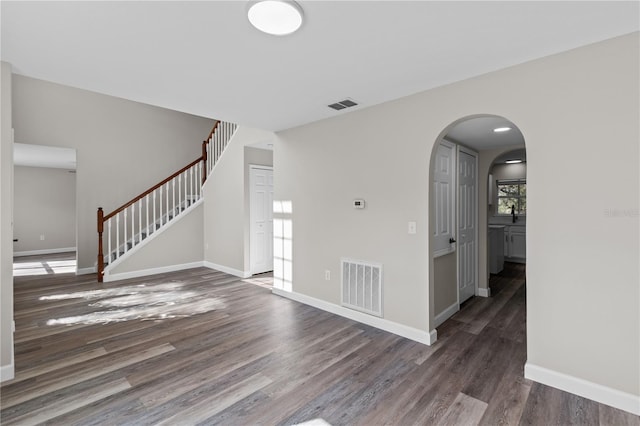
[328,99,358,111]
[341,258,383,317]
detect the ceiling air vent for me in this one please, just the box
[328,99,358,111]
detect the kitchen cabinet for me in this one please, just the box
[503,225,526,262]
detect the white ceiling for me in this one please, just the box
[1,1,638,132]
[14,143,77,170]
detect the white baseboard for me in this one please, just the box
[104,261,205,282]
[0,362,14,382]
[14,247,76,257]
[1,324,14,382]
[76,266,96,276]
[203,261,251,278]
[272,288,437,346]
[477,287,491,297]
[525,362,640,415]
[434,302,460,328]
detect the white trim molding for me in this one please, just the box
[203,261,251,278]
[477,287,491,297]
[272,288,437,346]
[76,266,96,276]
[14,247,76,257]
[525,363,640,415]
[434,302,460,328]
[1,324,14,382]
[104,261,205,282]
[0,362,14,382]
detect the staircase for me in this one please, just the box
[96,121,238,282]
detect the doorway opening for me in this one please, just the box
[12,143,77,275]
[429,115,527,331]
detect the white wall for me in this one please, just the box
[11,75,215,271]
[203,127,274,276]
[0,62,14,379]
[274,32,639,407]
[13,166,76,254]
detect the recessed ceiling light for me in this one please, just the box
[505,159,522,164]
[248,1,303,36]
[494,127,512,133]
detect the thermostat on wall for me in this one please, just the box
[354,199,365,209]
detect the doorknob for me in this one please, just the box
[449,238,456,244]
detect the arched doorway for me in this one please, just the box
[429,115,527,331]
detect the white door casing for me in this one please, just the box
[457,148,478,303]
[250,166,274,275]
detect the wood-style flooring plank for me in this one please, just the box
[2,378,131,425]
[437,392,489,426]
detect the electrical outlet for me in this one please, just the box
[40,234,45,241]
[325,270,331,280]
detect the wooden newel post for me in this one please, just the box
[202,140,208,185]
[97,207,104,283]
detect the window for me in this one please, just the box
[496,180,526,215]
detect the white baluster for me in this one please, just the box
[190,166,194,201]
[146,194,149,238]
[153,191,157,234]
[124,208,128,253]
[183,170,187,206]
[172,179,176,219]
[178,174,182,214]
[198,163,202,198]
[160,185,165,226]
[165,182,169,224]
[159,186,162,226]
[108,219,112,264]
[209,139,212,174]
[138,200,141,244]
[131,203,136,248]
[221,122,226,151]
[195,164,199,199]
[116,213,120,260]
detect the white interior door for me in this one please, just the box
[458,149,477,303]
[250,166,274,275]
[433,140,456,257]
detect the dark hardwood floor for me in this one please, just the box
[1,257,638,425]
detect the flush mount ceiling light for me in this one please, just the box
[505,159,523,164]
[493,127,512,133]
[248,1,303,36]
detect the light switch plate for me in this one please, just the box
[408,221,417,234]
